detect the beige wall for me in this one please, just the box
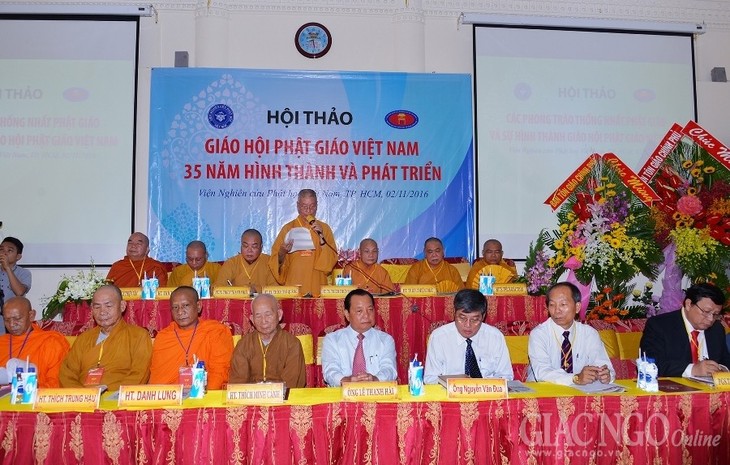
[18,0,730,312]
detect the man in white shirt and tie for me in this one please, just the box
[527,282,614,385]
[424,289,513,384]
[321,289,397,386]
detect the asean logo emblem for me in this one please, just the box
[208,104,234,129]
[385,110,418,129]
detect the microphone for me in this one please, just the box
[306,215,326,246]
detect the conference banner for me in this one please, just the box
[148,69,474,263]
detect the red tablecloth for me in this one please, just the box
[57,295,547,383]
[3,389,729,464]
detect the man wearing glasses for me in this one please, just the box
[640,282,730,377]
[424,289,513,384]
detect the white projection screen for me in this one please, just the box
[474,24,697,260]
[0,14,139,265]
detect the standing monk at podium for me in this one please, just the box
[106,232,168,287]
[269,189,337,297]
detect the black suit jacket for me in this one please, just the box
[640,309,730,377]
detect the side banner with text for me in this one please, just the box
[148,69,474,262]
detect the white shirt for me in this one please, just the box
[424,321,514,384]
[680,309,708,378]
[527,318,615,385]
[321,326,397,386]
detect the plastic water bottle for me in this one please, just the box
[645,358,659,392]
[636,357,646,390]
[11,367,24,405]
[408,354,424,396]
[22,367,37,404]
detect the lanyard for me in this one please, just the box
[128,257,147,285]
[8,328,33,360]
[96,339,106,367]
[174,321,199,366]
[257,333,274,381]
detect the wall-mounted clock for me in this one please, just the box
[295,22,332,59]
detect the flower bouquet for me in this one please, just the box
[648,136,730,295]
[541,154,663,319]
[42,266,108,320]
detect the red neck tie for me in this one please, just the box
[690,330,700,363]
[352,333,366,376]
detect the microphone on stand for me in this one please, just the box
[305,215,326,246]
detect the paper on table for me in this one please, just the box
[570,381,625,393]
[507,380,535,393]
[285,227,315,252]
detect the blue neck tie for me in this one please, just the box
[465,338,481,378]
[561,331,573,373]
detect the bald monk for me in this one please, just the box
[59,285,152,390]
[106,232,168,287]
[342,238,395,294]
[214,230,277,293]
[150,286,233,389]
[466,239,518,289]
[405,237,465,292]
[269,189,338,297]
[168,241,221,287]
[0,297,69,388]
[229,294,306,388]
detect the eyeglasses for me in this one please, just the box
[693,303,722,321]
[455,314,483,326]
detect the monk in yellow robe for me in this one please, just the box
[59,285,152,390]
[229,294,305,388]
[106,232,169,287]
[0,297,70,388]
[150,286,233,389]
[405,237,465,292]
[342,238,395,294]
[214,230,278,292]
[466,239,518,289]
[269,189,338,297]
[168,240,221,287]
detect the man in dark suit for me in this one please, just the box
[640,283,730,377]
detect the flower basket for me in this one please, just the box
[42,266,108,320]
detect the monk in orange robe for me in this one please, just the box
[269,189,338,297]
[150,286,233,389]
[59,285,152,390]
[466,239,518,289]
[106,232,169,287]
[342,238,395,294]
[168,240,221,287]
[214,230,278,292]
[405,237,465,292]
[0,297,70,388]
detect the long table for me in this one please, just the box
[57,295,547,383]
[2,380,728,464]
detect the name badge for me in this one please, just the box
[178,367,193,388]
[712,372,730,390]
[341,381,398,401]
[445,377,508,400]
[226,383,285,405]
[118,385,184,407]
[34,387,102,412]
[84,367,105,386]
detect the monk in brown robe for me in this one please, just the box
[168,241,221,287]
[59,285,152,390]
[149,286,233,389]
[0,297,70,388]
[269,189,337,297]
[405,237,465,292]
[229,294,305,388]
[466,239,518,289]
[342,238,395,294]
[106,232,168,287]
[214,230,277,292]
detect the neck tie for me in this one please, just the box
[464,338,481,378]
[561,331,573,373]
[690,330,700,363]
[352,333,367,376]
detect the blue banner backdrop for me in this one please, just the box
[148,69,474,263]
